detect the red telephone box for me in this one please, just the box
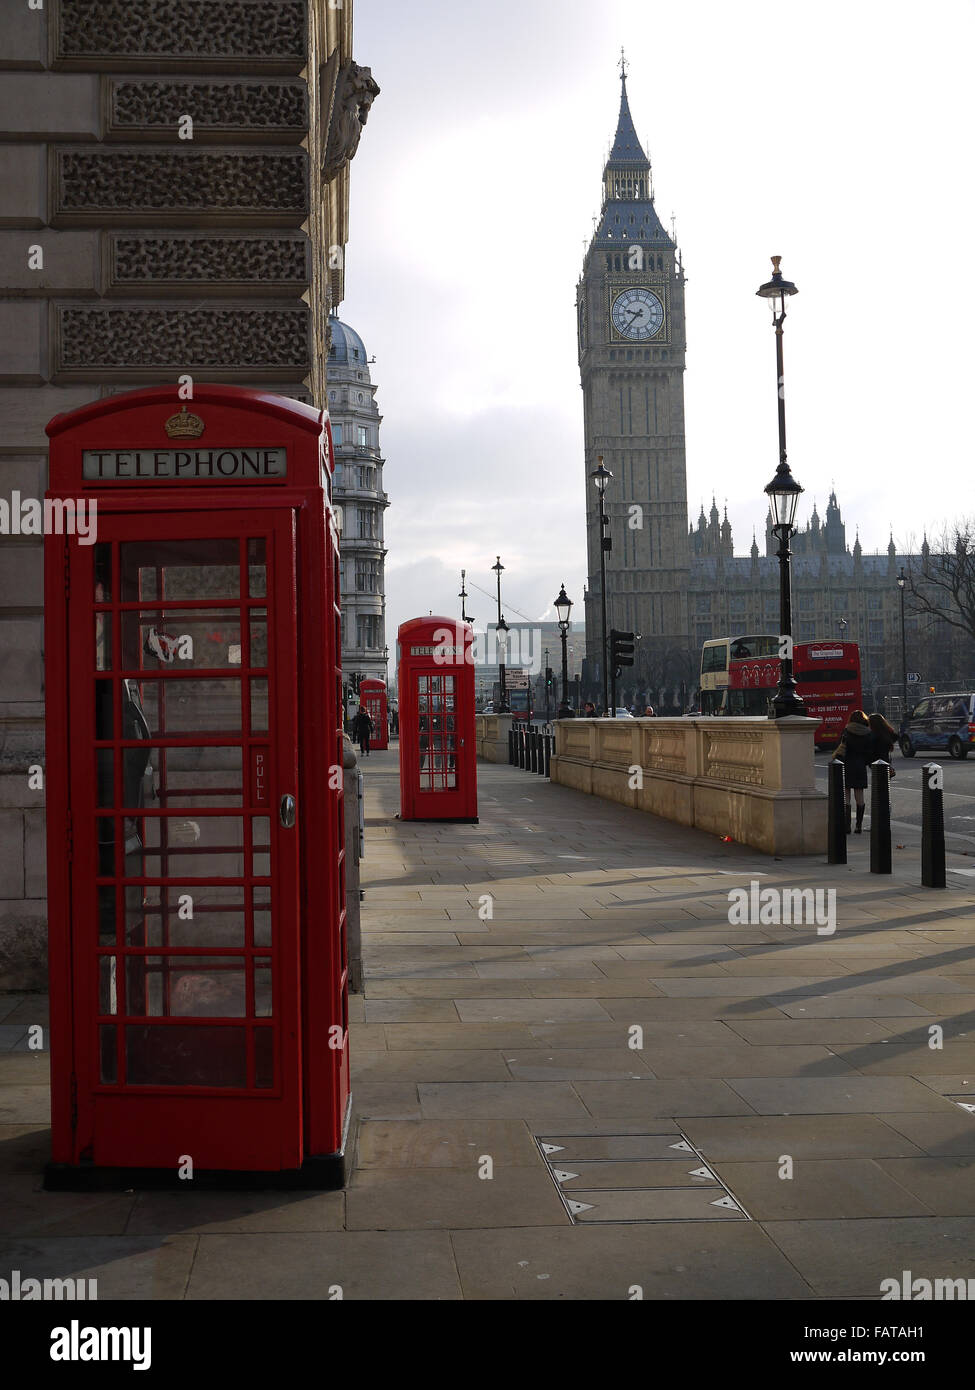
[43,385,350,1188]
[358,678,388,750]
[398,617,477,822]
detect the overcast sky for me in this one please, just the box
[346,0,974,643]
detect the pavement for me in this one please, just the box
[3,744,975,1300]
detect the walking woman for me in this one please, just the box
[868,713,898,772]
[831,709,875,834]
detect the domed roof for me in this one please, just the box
[328,316,369,368]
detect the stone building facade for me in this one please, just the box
[0,0,377,986]
[578,70,973,710]
[327,316,389,695]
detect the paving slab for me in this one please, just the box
[0,1235,197,1300]
[726,1076,956,1114]
[126,1189,346,1234]
[502,1048,654,1081]
[877,1110,975,1156]
[418,1082,590,1121]
[363,1000,460,1023]
[346,1166,568,1230]
[714,1158,931,1220]
[0,1174,137,1237]
[876,1157,975,1215]
[351,1049,511,1083]
[573,1079,755,1119]
[762,1217,975,1299]
[449,1224,813,1299]
[455,999,612,1023]
[0,1085,51,1125]
[0,1124,50,1172]
[355,1119,540,1168]
[186,1231,463,1300]
[680,1114,925,1161]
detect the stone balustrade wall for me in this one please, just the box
[548,716,826,856]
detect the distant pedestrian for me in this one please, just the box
[584,701,596,717]
[868,713,897,778]
[352,707,373,757]
[644,705,655,717]
[832,709,874,833]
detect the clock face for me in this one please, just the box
[612,288,664,340]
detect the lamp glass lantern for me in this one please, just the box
[554,583,572,629]
[764,464,804,532]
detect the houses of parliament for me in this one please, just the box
[577,67,968,707]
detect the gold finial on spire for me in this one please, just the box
[619,47,628,80]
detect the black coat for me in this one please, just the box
[834,721,876,790]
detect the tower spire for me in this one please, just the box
[609,61,648,165]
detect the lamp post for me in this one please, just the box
[591,456,613,715]
[492,555,508,713]
[554,582,573,714]
[757,256,806,718]
[459,569,471,624]
[897,567,908,718]
[383,643,389,686]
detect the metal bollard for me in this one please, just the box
[543,733,552,777]
[519,727,527,769]
[921,762,946,888]
[508,728,515,765]
[827,759,847,864]
[533,729,541,774]
[528,728,537,773]
[869,760,892,874]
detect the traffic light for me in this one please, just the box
[610,629,635,670]
[545,666,554,692]
[349,672,360,694]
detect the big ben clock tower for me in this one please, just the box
[577,62,691,699]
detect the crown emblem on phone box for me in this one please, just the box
[164,406,205,439]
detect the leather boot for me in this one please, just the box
[855,805,865,834]
[845,806,852,835]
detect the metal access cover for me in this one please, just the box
[535,1129,751,1225]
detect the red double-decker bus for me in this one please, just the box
[728,640,862,747]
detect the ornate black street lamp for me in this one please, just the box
[554,582,573,714]
[591,456,613,715]
[492,555,508,713]
[897,566,908,717]
[757,256,806,718]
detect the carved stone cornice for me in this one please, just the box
[52,0,308,74]
[105,233,311,296]
[52,147,309,227]
[104,78,308,143]
[52,301,310,381]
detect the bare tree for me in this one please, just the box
[905,521,975,645]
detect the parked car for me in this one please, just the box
[480,702,495,715]
[900,693,975,759]
[612,707,634,718]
